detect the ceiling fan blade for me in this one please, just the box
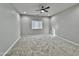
[45,6,50,9]
[44,10,48,12]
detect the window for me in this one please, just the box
[32,20,43,29]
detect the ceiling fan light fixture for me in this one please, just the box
[23,11,27,14]
[40,10,45,13]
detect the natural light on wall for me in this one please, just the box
[52,28,56,37]
[51,16,57,37]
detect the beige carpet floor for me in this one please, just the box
[5,35,79,56]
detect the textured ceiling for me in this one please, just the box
[12,3,76,16]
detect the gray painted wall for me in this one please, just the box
[0,4,18,55]
[51,4,79,44]
[0,3,79,55]
[21,16,49,36]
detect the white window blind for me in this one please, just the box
[32,21,43,29]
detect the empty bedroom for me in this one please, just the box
[0,3,79,56]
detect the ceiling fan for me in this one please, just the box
[36,6,50,13]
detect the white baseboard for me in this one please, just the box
[2,36,21,56]
[56,35,79,47]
